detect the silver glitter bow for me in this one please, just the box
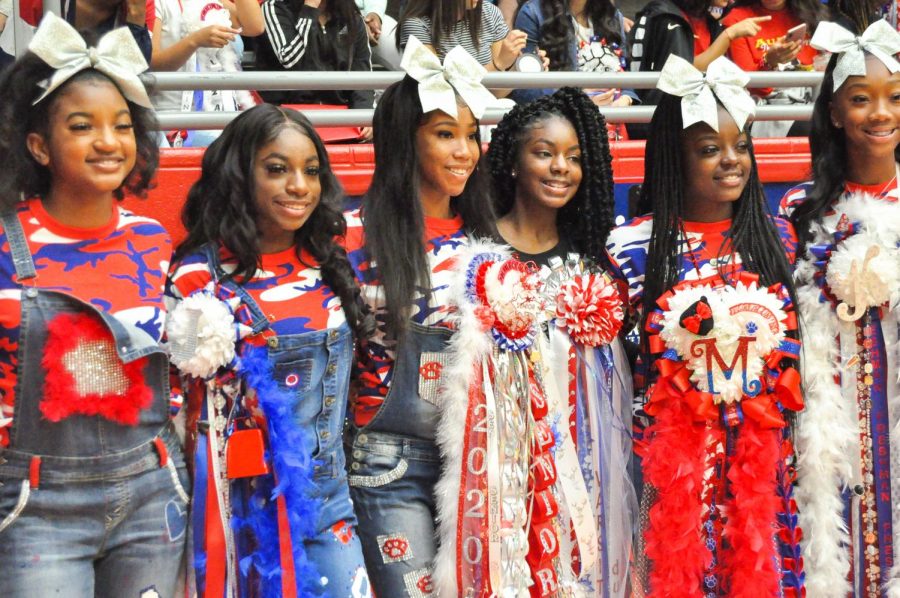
[28,12,151,107]
[400,35,497,119]
[657,54,755,132]
[810,20,900,92]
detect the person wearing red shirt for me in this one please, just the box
[723,0,826,136]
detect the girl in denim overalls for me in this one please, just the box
[0,15,188,597]
[166,105,374,597]
[341,53,499,595]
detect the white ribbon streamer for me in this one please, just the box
[28,12,151,107]
[400,35,497,119]
[810,20,900,92]
[657,54,755,132]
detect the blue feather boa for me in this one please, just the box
[233,345,325,597]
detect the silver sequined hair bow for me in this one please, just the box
[400,35,497,119]
[28,12,151,107]
[810,20,900,92]
[657,54,755,132]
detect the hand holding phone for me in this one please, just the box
[783,23,807,44]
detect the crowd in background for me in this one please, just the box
[0,0,897,144]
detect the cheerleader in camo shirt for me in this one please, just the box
[781,21,900,597]
[166,105,374,597]
[605,55,804,597]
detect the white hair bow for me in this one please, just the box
[810,20,900,92]
[28,12,151,107]
[400,35,497,119]
[657,54,755,132]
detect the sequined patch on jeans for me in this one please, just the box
[417,352,449,407]
[377,532,413,563]
[403,567,434,597]
[63,339,129,396]
[332,520,354,545]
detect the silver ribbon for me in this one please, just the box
[28,12,151,107]
[400,35,497,119]
[657,54,755,132]
[810,20,900,92]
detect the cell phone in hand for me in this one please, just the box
[784,23,807,44]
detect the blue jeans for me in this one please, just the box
[348,430,442,597]
[0,432,190,597]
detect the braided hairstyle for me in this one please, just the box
[537,0,622,71]
[829,0,884,34]
[0,52,158,211]
[175,104,374,342]
[638,93,799,369]
[790,50,900,254]
[487,87,615,262]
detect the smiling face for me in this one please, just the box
[415,106,479,211]
[515,115,583,212]
[252,126,322,254]
[681,105,752,222]
[26,78,137,202]
[831,54,900,170]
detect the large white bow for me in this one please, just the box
[28,12,151,107]
[810,20,900,92]
[657,55,755,132]
[400,35,497,119]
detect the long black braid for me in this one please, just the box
[639,94,800,383]
[487,87,615,262]
[537,0,622,71]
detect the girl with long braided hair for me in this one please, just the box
[488,87,637,595]
[487,86,615,265]
[166,104,375,596]
[606,55,804,596]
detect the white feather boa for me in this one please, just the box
[794,192,900,596]
[432,239,511,597]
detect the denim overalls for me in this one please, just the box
[201,245,370,597]
[347,320,453,597]
[0,210,188,598]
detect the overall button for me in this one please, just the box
[320,430,331,440]
[326,363,337,375]
[352,450,363,459]
[350,462,360,471]
[324,395,336,407]
[854,484,865,496]
[357,434,368,444]
[24,288,38,298]
[266,337,279,349]
[328,329,339,341]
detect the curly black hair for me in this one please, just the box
[487,87,615,262]
[175,104,374,342]
[537,0,622,71]
[0,53,159,212]
[829,0,884,34]
[790,51,900,255]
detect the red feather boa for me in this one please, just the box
[722,419,781,597]
[643,396,709,597]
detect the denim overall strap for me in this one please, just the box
[1,209,37,281]
[202,242,271,336]
[358,322,454,441]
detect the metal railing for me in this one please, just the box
[143,71,824,129]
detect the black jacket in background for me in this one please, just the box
[628,0,695,107]
[258,0,374,108]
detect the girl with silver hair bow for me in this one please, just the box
[782,19,900,597]
[606,54,805,596]
[0,14,188,597]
